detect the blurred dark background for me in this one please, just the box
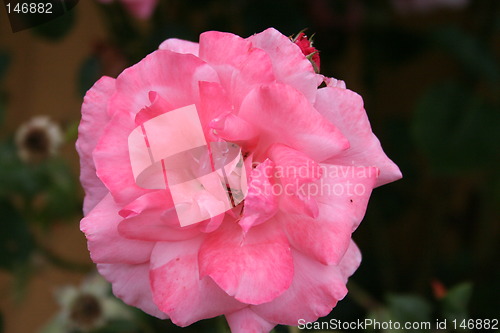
[0,0,498,332]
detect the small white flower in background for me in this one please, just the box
[40,274,134,333]
[15,116,64,163]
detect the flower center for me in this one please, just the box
[23,128,50,155]
[129,105,248,227]
[69,293,103,329]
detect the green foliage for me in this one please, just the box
[0,141,80,223]
[78,56,102,98]
[0,200,34,271]
[386,294,432,324]
[364,284,474,333]
[1,140,49,197]
[366,295,432,333]
[37,159,81,223]
[441,282,473,323]
[0,141,45,198]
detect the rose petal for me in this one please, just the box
[150,238,244,326]
[134,91,174,126]
[315,165,379,231]
[81,194,154,264]
[159,38,199,56]
[97,263,167,319]
[239,159,279,232]
[314,87,402,186]
[199,220,293,305]
[117,191,201,241]
[210,112,259,151]
[226,307,276,333]
[110,50,218,115]
[252,242,361,325]
[93,108,150,205]
[280,165,378,265]
[93,50,219,204]
[248,28,322,103]
[239,83,349,161]
[76,76,116,215]
[322,76,347,89]
[197,81,233,142]
[268,143,323,217]
[199,31,275,110]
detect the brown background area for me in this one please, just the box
[0,2,105,333]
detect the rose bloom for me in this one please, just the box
[292,32,320,72]
[77,28,401,332]
[96,0,158,19]
[392,0,469,14]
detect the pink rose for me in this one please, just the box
[97,0,158,19]
[292,32,321,72]
[77,28,401,332]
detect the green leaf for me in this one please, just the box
[366,308,402,333]
[432,26,500,83]
[386,294,432,331]
[441,282,473,322]
[78,56,102,98]
[37,159,80,222]
[412,81,500,174]
[0,200,35,271]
